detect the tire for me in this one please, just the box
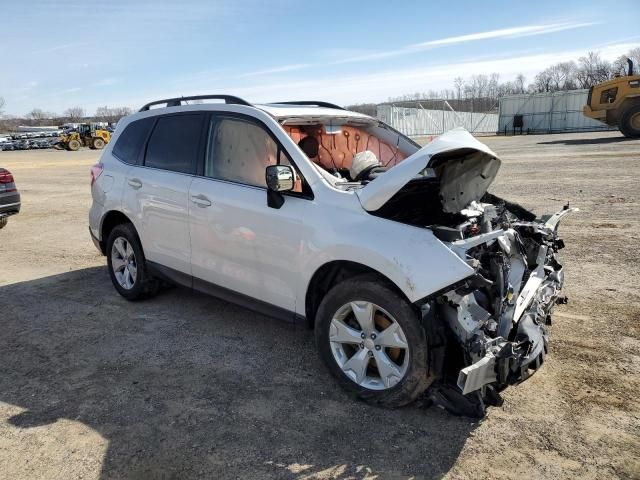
[315,276,434,407]
[0,216,7,229]
[619,103,640,138]
[106,223,159,301]
[67,139,80,151]
[92,137,105,149]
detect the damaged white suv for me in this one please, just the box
[89,95,575,415]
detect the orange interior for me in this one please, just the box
[283,125,407,172]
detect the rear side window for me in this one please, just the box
[145,114,203,174]
[112,118,154,165]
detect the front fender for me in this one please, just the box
[299,215,475,310]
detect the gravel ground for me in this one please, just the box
[0,131,638,480]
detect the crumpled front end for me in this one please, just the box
[425,197,576,415]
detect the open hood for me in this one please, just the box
[356,128,501,213]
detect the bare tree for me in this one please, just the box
[64,106,85,121]
[547,62,577,91]
[533,69,553,93]
[453,77,464,100]
[0,97,5,116]
[27,109,47,121]
[629,47,640,72]
[95,106,132,123]
[612,55,630,76]
[515,74,526,94]
[576,51,611,88]
[613,48,640,75]
[469,74,489,99]
[488,73,500,99]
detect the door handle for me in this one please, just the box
[127,178,142,189]
[190,194,212,207]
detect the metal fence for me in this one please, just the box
[498,89,615,134]
[377,103,499,137]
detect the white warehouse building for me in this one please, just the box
[498,89,615,134]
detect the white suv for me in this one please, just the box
[89,95,574,414]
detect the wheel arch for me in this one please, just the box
[304,260,412,329]
[99,210,136,255]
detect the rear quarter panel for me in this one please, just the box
[89,149,131,241]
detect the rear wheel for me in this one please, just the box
[315,277,433,407]
[67,139,80,151]
[0,216,7,229]
[106,223,159,300]
[92,137,105,149]
[619,103,640,138]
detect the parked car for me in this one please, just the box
[0,167,21,229]
[89,95,575,414]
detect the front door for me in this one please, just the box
[188,114,311,314]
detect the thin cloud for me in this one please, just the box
[243,22,597,75]
[334,21,597,64]
[95,78,119,87]
[238,63,313,78]
[29,43,85,55]
[413,22,595,47]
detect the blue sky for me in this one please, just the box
[1,0,639,116]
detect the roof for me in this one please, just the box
[136,95,375,123]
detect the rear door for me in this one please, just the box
[188,113,311,315]
[122,113,205,276]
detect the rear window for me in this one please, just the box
[144,114,203,174]
[112,117,154,165]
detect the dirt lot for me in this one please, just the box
[0,131,639,480]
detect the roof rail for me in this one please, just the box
[270,101,345,110]
[139,95,252,112]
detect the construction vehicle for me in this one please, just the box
[56,124,111,151]
[583,58,640,138]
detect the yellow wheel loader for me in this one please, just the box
[583,59,640,138]
[56,124,111,151]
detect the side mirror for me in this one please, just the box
[265,165,295,192]
[265,165,295,209]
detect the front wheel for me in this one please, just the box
[315,276,434,407]
[67,139,80,151]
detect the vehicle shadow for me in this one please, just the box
[0,267,477,479]
[537,135,631,145]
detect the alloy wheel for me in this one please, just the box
[329,301,409,390]
[111,237,137,290]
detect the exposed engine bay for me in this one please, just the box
[424,196,576,415]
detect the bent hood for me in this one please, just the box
[356,128,501,213]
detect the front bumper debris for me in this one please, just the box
[457,268,562,395]
[425,204,576,416]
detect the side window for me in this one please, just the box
[112,117,154,165]
[204,117,277,187]
[145,114,202,174]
